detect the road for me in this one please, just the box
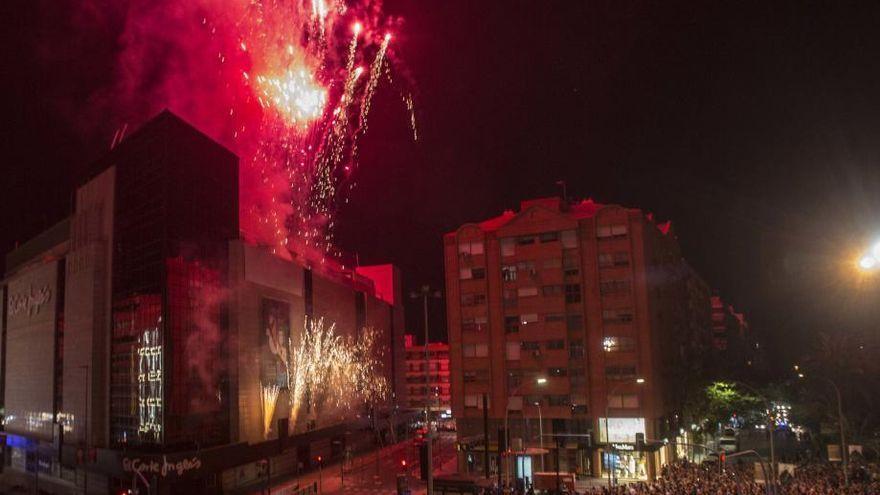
[257,432,458,495]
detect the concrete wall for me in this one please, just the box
[5,260,60,440]
[63,166,115,447]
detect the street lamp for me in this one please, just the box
[856,240,880,271]
[797,373,848,487]
[504,376,547,488]
[410,285,442,495]
[604,377,646,488]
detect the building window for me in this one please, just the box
[565,284,581,303]
[543,258,562,269]
[516,260,536,274]
[614,252,630,266]
[563,251,579,277]
[459,240,485,255]
[504,316,519,334]
[566,314,584,331]
[521,341,540,351]
[561,230,578,248]
[607,394,639,409]
[598,224,628,239]
[548,367,567,376]
[517,286,538,297]
[501,238,515,257]
[463,343,489,358]
[569,340,585,358]
[461,293,487,306]
[602,336,636,352]
[546,340,565,350]
[501,264,517,281]
[520,313,539,325]
[539,232,559,243]
[545,313,565,323]
[508,371,523,391]
[599,279,631,295]
[503,289,517,308]
[598,253,613,268]
[548,395,571,407]
[462,316,488,332]
[602,308,634,324]
[506,342,521,360]
[472,267,486,279]
[605,366,637,381]
[541,284,564,297]
[516,235,536,246]
[570,367,586,386]
[465,394,486,409]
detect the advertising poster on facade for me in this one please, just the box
[598,417,646,443]
[261,298,291,388]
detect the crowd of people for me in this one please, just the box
[576,460,880,495]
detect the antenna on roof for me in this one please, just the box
[556,180,568,205]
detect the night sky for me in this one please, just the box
[4,1,880,374]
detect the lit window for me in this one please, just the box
[501,238,515,257]
[502,265,517,281]
[603,336,636,352]
[517,286,538,297]
[520,313,539,325]
[506,342,521,361]
[459,240,484,255]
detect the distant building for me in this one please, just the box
[444,197,713,481]
[710,295,760,373]
[0,111,408,494]
[404,335,451,414]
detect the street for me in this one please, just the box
[253,433,458,495]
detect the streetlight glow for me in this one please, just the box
[636,377,646,384]
[536,377,548,385]
[859,255,877,270]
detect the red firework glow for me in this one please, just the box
[88,0,414,262]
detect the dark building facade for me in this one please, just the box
[0,111,407,494]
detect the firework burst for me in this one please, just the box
[285,318,388,430]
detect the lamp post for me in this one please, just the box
[410,285,441,495]
[604,377,645,488]
[535,401,545,472]
[504,377,547,488]
[797,373,848,487]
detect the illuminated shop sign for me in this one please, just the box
[8,285,52,317]
[122,455,202,478]
[598,417,646,443]
[137,326,163,441]
[612,443,634,451]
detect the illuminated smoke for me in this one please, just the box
[73,0,413,262]
[285,318,388,430]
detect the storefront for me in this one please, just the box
[596,417,649,481]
